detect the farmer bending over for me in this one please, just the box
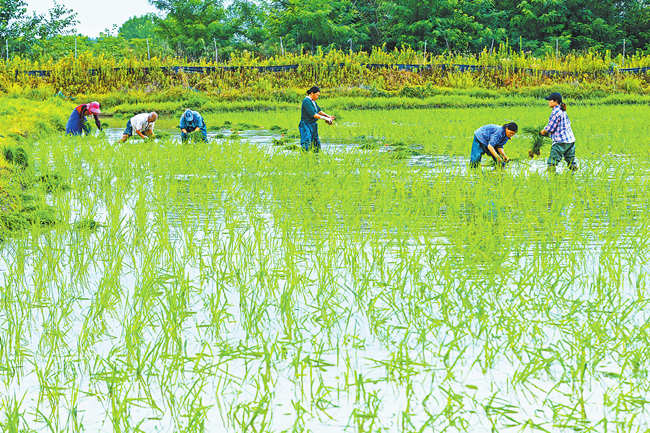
[470,122,517,168]
[120,112,158,143]
[179,109,207,143]
[299,86,335,152]
[66,102,102,135]
[541,93,577,172]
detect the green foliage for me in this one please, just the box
[118,14,158,40]
[1,92,650,430]
[2,0,648,60]
[151,0,237,59]
[2,146,28,168]
[73,218,101,231]
[267,0,372,52]
[5,47,650,96]
[0,0,77,56]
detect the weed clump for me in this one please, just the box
[73,218,101,231]
[386,141,422,159]
[39,173,70,193]
[0,207,57,231]
[0,147,64,234]
[3,146,29,168]
[272,137,289,146]
[270,125,288,134]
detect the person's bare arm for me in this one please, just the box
[317,111,335,124]
[486,145,503,162]
[497,147,509,161]
[93,114,102,130]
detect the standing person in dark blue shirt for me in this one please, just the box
[470,122,517,168]
[299,86,335,152]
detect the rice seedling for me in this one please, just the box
[1,93,649,433]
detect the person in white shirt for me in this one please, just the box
[120,112,158,142]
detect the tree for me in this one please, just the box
[266,0,377,52]
[0,0,30,41]
[375,0,506,53]
[227,0,271,54]
[118,14,158,40]
[148,0,236,59]
[1,0,77,57]
[494,0,648,53]
[618,0,650,51]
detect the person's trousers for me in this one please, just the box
[547,142,576,169]
[299,121,321,152]
[65,110,89,135]
[469,136,497,167]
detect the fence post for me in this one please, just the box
[622,38,626,64]
[555,38,558,58]
[280,37,284,56]
[75,37,77,59]
[147,39,150,60]
[213,39,218,63]
[5,39,8,62]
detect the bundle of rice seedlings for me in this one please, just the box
[524,125,549,158]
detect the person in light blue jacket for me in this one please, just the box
[179,109,207,142]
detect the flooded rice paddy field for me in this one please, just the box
[1,105,649,432]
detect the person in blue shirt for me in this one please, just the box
[299,86,335,152]
[179,109,208,143]
[470,122,517,168]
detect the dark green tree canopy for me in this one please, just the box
[118,13,158,39]
[1,0,77,55]
[3,0,648,59]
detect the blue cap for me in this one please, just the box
[544,92,562,103]
[184,110,194,121]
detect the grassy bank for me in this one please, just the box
[0,98,71,234]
